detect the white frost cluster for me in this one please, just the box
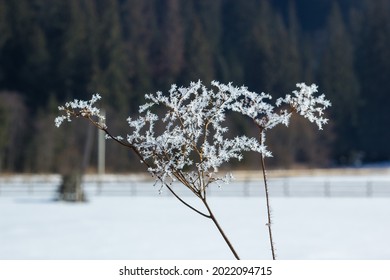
[55,94,105,128]
[55,81,330,191]
[125,81,270,188]
[276,83,331,130]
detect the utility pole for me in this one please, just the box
[97,110,106,194]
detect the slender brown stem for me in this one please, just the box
[259,127,276,260]
[165,184,210,218]
[260,155,276,260]
[97,124,210,218]
[259,132,276,260]
[202,198,240,260]
[85,114,239,259]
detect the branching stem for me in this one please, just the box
[57,81,331,261]
[96,118,239,259]
[87,118,211,218]
[202,197,240,260]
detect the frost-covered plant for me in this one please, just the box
[55,81,330,260]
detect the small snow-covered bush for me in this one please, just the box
[55,81,330,259]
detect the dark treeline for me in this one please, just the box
[0,0,389,173]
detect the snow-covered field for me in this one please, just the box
[1,194,389,260]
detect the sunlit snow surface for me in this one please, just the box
[1,195,389,260]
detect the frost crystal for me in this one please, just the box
[276,83,331,130]
[55,82,330,192]
[55,94,105,128]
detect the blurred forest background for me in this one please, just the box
[0,0,389,173]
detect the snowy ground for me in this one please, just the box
[1,194,389,260]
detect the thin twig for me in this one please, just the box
[86,113,239,259]
[202,197,240,260]
[259,131,276,260]
[85,118,211,218]
[165,184,210,218]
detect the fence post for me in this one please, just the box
[28,184,33,195]
[324,181,331,197]
[130,181,137,196]
[366,181,373,197]
[243,179,250,197]
[283,179,290,197]
[97,110,106,196]
[97,177,103,195]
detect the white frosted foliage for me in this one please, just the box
[56,81,330,190]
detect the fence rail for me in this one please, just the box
[1,174,390,197]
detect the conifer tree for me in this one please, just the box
[101,0,130,113]
[58,0,90,99]
[82,0,101,96]
[221,0,261,85]
[120,0,156,106]
[0,92,28,171]
[319,2,360,164]
[182,12,214,83]
[0,0,31,92]
[0,0,9,84]
[155,0,185,87]
[246,0,281,92]
[192,0,224,81]
[355,0,390,162]
[31,96,65,172]
[0,0,8,50]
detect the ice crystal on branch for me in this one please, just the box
[123,81,270,189]
[55,82,330,190]
[276,83,331,130]
[55,94,105,128]
[55,81,330,260]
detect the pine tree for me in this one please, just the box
[30,95,64,172]
[0,92,28,171]
[94,0,130,114]
[192,0,224,82]
[22,19,50,106]
[154,0,185,87]
[319,2,360,164]
[57,0,90,99]
[244,0,287,93]
[120,0,156,106]
[182,15,214,83]
[82,0,101,95]
[0,0,9,50]
[0,0,9,84]
[0,0,32,92]
[221,0,261,85]
[178,1,218,84]
[355,0,390,162]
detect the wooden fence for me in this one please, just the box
[1,174,390,197]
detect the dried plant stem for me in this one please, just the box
[165,184,210,218]
[260,154,276,260]
[99,125,210,218]
[57,81,331,261]
[260,132,276,260]
[102,123,239,259]
[202,198,240,260]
